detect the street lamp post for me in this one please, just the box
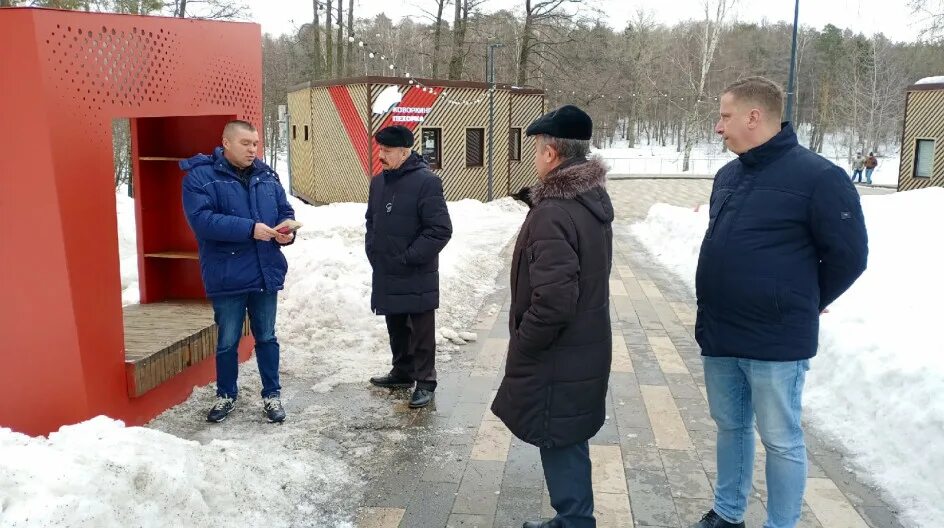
[785,0,800,123]
[487,42,504,201]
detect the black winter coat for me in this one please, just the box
[695,123,868,362]
[366,153,453,315]
[491,157,615,449]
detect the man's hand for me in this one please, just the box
[275,231,295,245]
[254,223,279,241]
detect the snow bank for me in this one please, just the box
[915,76,944,85]
[629,188,944,527]
[279,196,526,392]
[0,416,355,528]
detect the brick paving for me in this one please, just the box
[354,180,902,528]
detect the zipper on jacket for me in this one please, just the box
[706,192,733,239]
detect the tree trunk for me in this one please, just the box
[516,13,533,86]
[447,0,464,79]
[325,0,334,77]
[335,0,344,77]
[431,0,445,78]
[346,0,354,76]
[312,0,324,79]
[176,0,187,17]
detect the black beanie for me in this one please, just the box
[375,125,415,148]
[525,105,593,140]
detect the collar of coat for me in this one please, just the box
[737,122,799,168]
[530,156,608,206]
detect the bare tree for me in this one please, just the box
[345,0,354,76]
[911,0,944,40]
[516,0,581,85]
[325,0,333,75]
[423,0,450,78]
[311,0,324,78]
[679,0,735,171]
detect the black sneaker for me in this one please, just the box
[369,373,414,389]
[263,396,286,423]
[207,396,236,423]
[409,388,434,408]
[690,510,745,528]
[522,520,561,528]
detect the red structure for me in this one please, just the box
[0,8,263,436]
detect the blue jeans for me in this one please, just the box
[703,357,810,528]
[851,169,863,182]
[865,168,874,184]
[211,291,281,399]
[541,440,596,528]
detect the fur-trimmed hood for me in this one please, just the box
[531,156,613,223]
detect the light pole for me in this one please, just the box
[487,42,504,201]
[785,0,800,123]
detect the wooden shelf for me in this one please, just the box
[144,251,199,260]
[138,157,185,161]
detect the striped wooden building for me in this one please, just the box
[287,77,546,203]
[899,79,944,191]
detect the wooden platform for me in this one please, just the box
[123,301,249,398]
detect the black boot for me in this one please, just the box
[409,388,434,408]
[690,510,745,528]
[369,373,414,389]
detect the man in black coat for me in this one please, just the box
[365,125,453,408]
[492,106,614,528]
[691,77,868,528]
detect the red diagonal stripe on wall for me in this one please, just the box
[371,87,442,174]
[328,85,370,176]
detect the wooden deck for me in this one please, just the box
[123,301,249,397]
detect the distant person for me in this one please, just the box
[365,125,453,409]
[692,77,868,528]
[865,152,878,184]
[851,152,866,183]
[181,120,296,424]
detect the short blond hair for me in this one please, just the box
[722,76,784,118]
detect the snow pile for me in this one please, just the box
[594,143,734,176]
[629,188,944,527]
[0,416,355,528]
[276,196,526,392]
[915,75,944,85]
[115,189,139,306]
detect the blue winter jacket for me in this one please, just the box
[695,124,868,361]
[180,147,295,298]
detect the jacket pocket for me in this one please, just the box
[705,190,733,239]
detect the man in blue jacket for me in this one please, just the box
[692,77,868,528]
[365,125,452,409]
[181,120,295,424]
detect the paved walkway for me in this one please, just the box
[353,180,902,528]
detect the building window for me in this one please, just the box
[304,125,309,141]
[466,128,484,167]
[508,128,522,161]
[915,139,935,178]
[292,125,297,140]
[421,128,442,170]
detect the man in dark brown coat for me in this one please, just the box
[492,105,614,528]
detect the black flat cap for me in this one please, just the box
[375,125,415,148]
[525,105,592,140]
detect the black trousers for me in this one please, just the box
[541,440,595,527]
[384,310,437,391]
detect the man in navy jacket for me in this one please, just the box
[691,78,868,528]
[181,120,295,424]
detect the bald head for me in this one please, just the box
[221,120,259,169]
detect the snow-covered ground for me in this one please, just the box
[0,416,355,527]
[595,137,901,186]
[631,188,944,528]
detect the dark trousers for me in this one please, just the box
[385,310,437,391]
[540,440,596,528]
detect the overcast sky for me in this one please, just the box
[248,0,929,43]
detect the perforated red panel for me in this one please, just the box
[0,8,263,435]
